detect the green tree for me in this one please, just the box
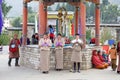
[66,3,75,11]
[89,3,95,18]
[28,6,33,13]
[102,0,110,6]
[56,3,60,11]
[47,6,52,11]
[102,4,120,24]
[28,13,36,23]
[11,17,22,27]
[2,0,12,18]
[101,27,113,44]
[0,32,11,45]
[86,3,90,18]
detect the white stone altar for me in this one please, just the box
[19,45,99,70]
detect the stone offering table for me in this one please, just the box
[20,45,94,70]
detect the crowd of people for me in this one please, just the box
[38,33,83,73]
[7,33,120,74]
[92,43,120,74]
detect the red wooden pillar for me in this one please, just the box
[39,1,46,38]
[45,6,47,31]
[80,2,86,48]
[95,4,100,46]
[75,7,79,34]
[22,2,28,46]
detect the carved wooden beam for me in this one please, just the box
[23,0,32,3]
[25,0,100,5]
[86,0,100,4]
[43,2,54,6]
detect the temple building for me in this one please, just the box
[22,0,100,47]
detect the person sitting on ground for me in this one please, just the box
[108,44,117,71]
[102,50,110,65]
[98,50,105,62]
[98,50,109,66]
[92,50,108,69]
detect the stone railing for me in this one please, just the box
[20,45,94,70]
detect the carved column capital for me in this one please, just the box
[23,2,28,8]
[96,4,100,9]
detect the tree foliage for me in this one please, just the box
[101,4,120,24]
[86,1,120,24]
[0,32,11,45]
[101,27,113,44]
[28,13,36,23]
[47,6,53,11]
[11,17,22,27]
[2,0,12,18]
[65,3,75,11]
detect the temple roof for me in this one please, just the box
[26,0,100,4]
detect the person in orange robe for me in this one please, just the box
[92,50,108,69]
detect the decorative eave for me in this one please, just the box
[24,0,100,5]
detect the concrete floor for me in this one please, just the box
[0,46,120,80]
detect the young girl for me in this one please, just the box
[54,33,65,71]
[39,33,52,74]
[109,44,117,71]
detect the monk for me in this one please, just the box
[92,50,108,69]
[98,50,105,62]
[71,34,83,73]
[39,33,52,74]
[8,34,20,67]
[54,33,65,71]
[117,41,120,74]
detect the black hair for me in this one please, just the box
[113,44,116,46]
[57,33,62,36]
[97,50,101,53]
[49,25,53,28]
[44,33,48,36]
[75,33,79,36]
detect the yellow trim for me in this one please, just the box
[47,14,74,19]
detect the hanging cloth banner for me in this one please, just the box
[56,19,58,35]
[71,23,74,36]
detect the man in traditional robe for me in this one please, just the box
[8,34,20,67]
[117,41,120,74]
[39,33,52,74]
[71,34,83,73]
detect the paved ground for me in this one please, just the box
[0,46,120,80]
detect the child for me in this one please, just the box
[109,44,117,71]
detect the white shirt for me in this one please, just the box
[71,39,83,44]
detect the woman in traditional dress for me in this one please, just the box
[92,50,108,69]
[117,41,120,74]
[71,34,83,73]
[39,33,52,74]
[8,34,20,67]
[54,33,65,71]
